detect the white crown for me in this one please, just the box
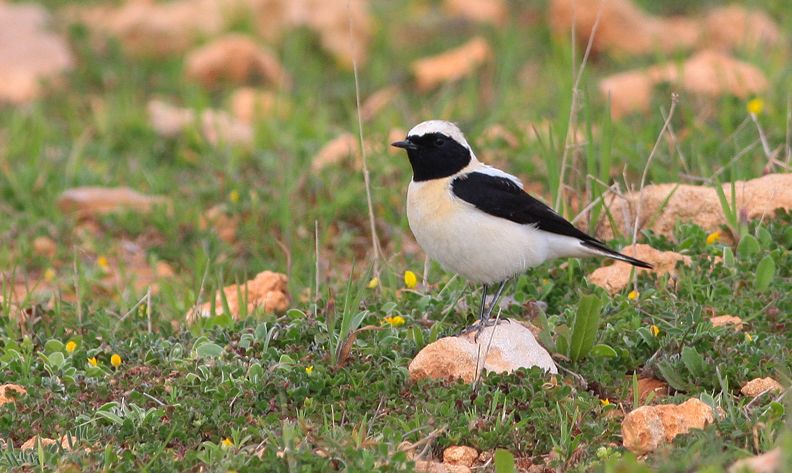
[407,120,471,150]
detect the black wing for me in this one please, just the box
[451,171,597,242]
[451,171,653,269]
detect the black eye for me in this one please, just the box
[435,137,445,146]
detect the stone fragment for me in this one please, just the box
[58,187,168,218]
[622,398,718,454]
[710,315,744,331]
[412,37,491,91]
[0,384,27,406]
[408,320,557,383]
[187,270,289,322]
[588,244,691,294]
[596,174,792,241]
[185,34,290,88]
[729,448,781,473]
[443,446,478,468]
[0,3,73,104]
[740,378,783,398]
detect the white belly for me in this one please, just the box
[407,179,554,284]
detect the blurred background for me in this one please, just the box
[1,0,790,316]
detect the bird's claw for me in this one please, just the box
[458,318,509,342]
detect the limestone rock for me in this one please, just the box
[411,37,491,91]
[549,0,781,57]
[147,100,253,146]
[185,34,290,89]
[443,446,478,467]
[710,315,744,331]
[408,320,557,383]
[596,174,792,241]
[632,377,668,403]
[704,6,782,51]
[20,434,76,451]
[200,204,239,244]
[0,384,26,406]
[187,270,289,322]
[740,378,783,398]
[0,2,73,104]
[311,133,359,173]
[622,398,718,454]
[32,236,56,258]
[415,460,471,473]
[57,187,168,218]
[65,0,234,57]
[588,244,691,294]
[443,0,507,25]
[229,88,289,123]
[248,0,372,67]
[600,50,767,118]
[548,0,698,56]
[729,448,781,473]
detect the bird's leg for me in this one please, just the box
[458,284,488,336]
[478,283,489,326]
[473,279,509,341]
[481,279,508,326]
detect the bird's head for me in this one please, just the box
[391,120,475,182]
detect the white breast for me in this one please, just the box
[407,178,553,284]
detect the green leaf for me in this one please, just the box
[195,342,224,359]
[247,363,264,382]
[568,294,603,362]
[96,411,124,425]
[737,234,760,258]
[47,351,65,370]
[44,339,64,353]
[722,247,735,267]
[755,255,776,291]
[494,449,516,473]
[534,310,556,353]
[681,346,706,377]
[590,344,618,358]
[782,226,792,247]
[756,227,772,247]
[657,360,690,392]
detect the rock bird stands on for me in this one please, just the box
[392,120,651,336]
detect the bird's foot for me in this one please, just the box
[458,318,510,342]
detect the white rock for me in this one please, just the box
[408,320,557,383]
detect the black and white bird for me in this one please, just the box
[391,120,652,334]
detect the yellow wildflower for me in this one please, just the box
[383,315,406,327]
[403,270,418,289]
[706,231,721,245]
[229,190,240,203]
[745,333,753,343]
[221,437,233,447]
[747,98,764,116]
[305,365,314,375]
[97,256,109,271]
[650,325,660,337]
[65,341,77,353]
[367,277,379,289]
[627,290,639,300]
[44,268,56,282]
[110,354,122,368]
[87,357,98,367]
[600,398,611,407]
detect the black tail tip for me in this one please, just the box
[628,258,653,270]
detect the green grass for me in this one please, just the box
[1,0,791,471]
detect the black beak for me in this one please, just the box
[391,139,417,150]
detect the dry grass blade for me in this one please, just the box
[349,1,382,279]
[555,0,605,210]
[336,325,385,368]
[631,93,678,291]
